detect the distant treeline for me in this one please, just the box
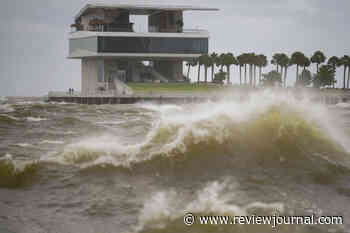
[186,51,350,89]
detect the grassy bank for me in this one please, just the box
[128,83,226,94]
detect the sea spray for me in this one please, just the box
[136,180,284,232]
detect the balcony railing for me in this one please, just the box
[71,24,208,35]
[86,24,134,32]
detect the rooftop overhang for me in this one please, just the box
[75,3,219,20]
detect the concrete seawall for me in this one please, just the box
[48,96,219,105]
[48,93,350,105]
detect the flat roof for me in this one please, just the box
[75,3,219,19]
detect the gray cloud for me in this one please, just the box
[1,0,350,96]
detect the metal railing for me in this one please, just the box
[70,25,208,34]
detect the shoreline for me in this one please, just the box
[47,88,350,105]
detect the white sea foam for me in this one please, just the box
[0,114,20,121]
[15,101,46,105]
[0,104,15,113]
[4,153,13,160]
[95,120,127,125]
[336,102,350,108]
[40,140,65,145]
[26,117,47,122]
[52,101,70,105]
[138,103,183,113]
[63,131,76,135]
[136,180,284,231]
[14,143,34,148]
[0,96,8,103]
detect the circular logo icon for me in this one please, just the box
[184,213,195,226]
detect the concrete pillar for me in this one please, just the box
[81,58,104,96]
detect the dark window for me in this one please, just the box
[98,37,208,54]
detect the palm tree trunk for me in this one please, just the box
[225,66,230,84]
[226,65,230,84]
[249,65,252,86]
[259,67,262,83]
[211,65,215,82]
[296,65,299,87]
[348,66,350,89]
[302,66,306,85]
[280,66,284,85]
[205,67,208,83]
[244,64,247,84]
[343,66,347,89]
[239,66,242,85]
[187,65,191,80]
[333,65,336,88]
[197,65,201,84]
[253,65,256,87]
[284,66,288,88]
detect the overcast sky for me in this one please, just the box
[1,0,349,96]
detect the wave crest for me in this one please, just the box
[47,91,350,173]
[57,105,346,170]
[0,154,40,188]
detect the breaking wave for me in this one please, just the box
[0,104,14,113]
[135,180,346,233]
[0,154,40,188]
[0,96,8,103]
[136,180,286,233]
[26,116,47,122]
[47,91,350,175]
[0,114,19,124]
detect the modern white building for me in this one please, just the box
[69,3,218,96]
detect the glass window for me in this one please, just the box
[69,37,98,55]
[98,37,208,54]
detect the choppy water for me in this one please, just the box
[1,92,350,233]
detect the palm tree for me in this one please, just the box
[327,56,340,88]
[198,55,206,83]
[247,53,256,86]
[252,54,260,87]
[301,55,311,83]
[186,60,196,80]
[291,52,306,86]
[348,58,350,89]
[340,55,350,89]
[345,56,350,89]
[271,53,282,72]
[279,53,290,88]
[202,54,212,83]
[216,53,225,71]
[222,53,237,84]
[256,54,268,85]
[311,50,326,73]
[186,62,191,80]
[210,52,218,82]
[237,54,245,85]
[239,53,250,85]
